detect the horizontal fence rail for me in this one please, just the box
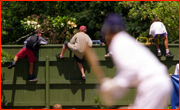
[1,44,179,109]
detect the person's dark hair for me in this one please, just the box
[34,29,43,34]
[79,29,87,33]
[102,13,126,35]
[153,18,160,22]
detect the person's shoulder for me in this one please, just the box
[155,21,163,25]
[84,33,91,39]
[38,36,43,39]
[151,21,161,26]
[73,32,81,37]
[77,32,89,37]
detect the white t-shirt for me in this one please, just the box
[149,21,167,37]
[174,63,179,75]
[109,31,168,88]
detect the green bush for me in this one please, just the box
[1,48,14,64]
[20,14,78,44]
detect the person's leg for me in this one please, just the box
[29,63,33,75]
[77,62,85,77]
[28,62,38,81]
[161,34,174,57]
[8,56,18,69]
[14,56,18,61]
[162,35,168,50]
[57,42,71,59]
[74,55,85,79]
[154,38,160,50]
[8,47,26,69]
[154,38,162,57]
[60,44,66,58]
[27,48,38,81]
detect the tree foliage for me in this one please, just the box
[119,1,179,43]
[1,48,14,64]
[1,1,179,44]
[20,14,78,44]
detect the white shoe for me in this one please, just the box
[104,53,112,57]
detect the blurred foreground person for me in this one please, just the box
[99,13,172,109]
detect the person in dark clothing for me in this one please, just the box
[100,22,113,57]
[8,29,48,81]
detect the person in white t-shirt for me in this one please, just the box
[149,18,174,57]
[98,13,172,109]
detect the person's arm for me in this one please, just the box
[39,37,48,45]
[161,23,167,34]
[146,35,153,46]
[87,37,92,47]
[24,36,31,45]
[147,27,153,46]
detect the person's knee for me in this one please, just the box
[14,56,18,61]
[154,39,158,43]
[64,41,69,46]
[77,62,83,66]
[162,35,168,41]
[29,63,33,66]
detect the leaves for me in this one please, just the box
[1,1,179,44]
[1,48,14,64]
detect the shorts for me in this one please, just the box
[64,41,83,63]
[16,47,36,63]
[64,41,71,51]
[154,33,167,39]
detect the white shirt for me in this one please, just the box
[149,21,167,37]
[109,31,168,88]
[174,63,179,75]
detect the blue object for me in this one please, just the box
[171,75,179,109]
[92,40,101,44]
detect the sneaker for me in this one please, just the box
[104,53,112,57]
[56,53,63,59]
[165,52,174,57]
[82,76,86,80]
[8,62,16,69]
[157,52,162,57]
[29,76,38,81]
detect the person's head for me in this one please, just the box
[79,25,87,33]
[34,29,44,37]
[101,13,126,42]
[153,18,160,22]
[53,104,62,109]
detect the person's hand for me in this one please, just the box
[149,37,153,41]
[101,42,105,45]
[98,78,116,106]
[146,42,152,46]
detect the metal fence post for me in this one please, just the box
[45,56,50,109]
